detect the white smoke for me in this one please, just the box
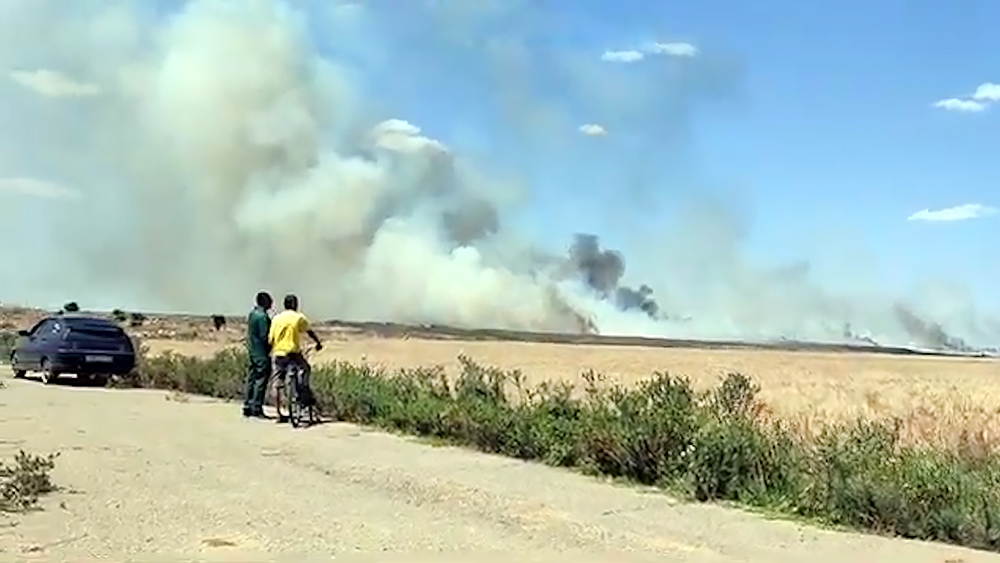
[0,0,996,351]
[0,0,590,332]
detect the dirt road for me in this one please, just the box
[0,377,997,562]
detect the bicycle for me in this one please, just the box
[273,346,319,428]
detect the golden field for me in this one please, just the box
[4,306,1000,451]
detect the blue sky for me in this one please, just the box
[324,0,1000,309]
[665,0,999,306]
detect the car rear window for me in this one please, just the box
[65,321,126,339]
[73,327,124,338]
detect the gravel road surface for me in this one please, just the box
[0,376,996,562]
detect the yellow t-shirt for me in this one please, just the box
[268,310,311,357]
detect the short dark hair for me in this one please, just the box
[255,291,272,308]
[283,294,299,311]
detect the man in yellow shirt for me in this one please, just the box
[268,294,323,411]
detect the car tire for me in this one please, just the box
[83,374,108,387]
[40,358,58,385]
[10,353,25,379]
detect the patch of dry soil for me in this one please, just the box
[0,376,997,561]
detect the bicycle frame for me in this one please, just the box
[272,345,318,428]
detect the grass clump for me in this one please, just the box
[0,451,58,513]
[130,347,1000,552]
[0,330,15,361]
[129,312,146,327]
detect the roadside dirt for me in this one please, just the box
[0,376,997,562]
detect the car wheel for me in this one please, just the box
[40,359,58,385]
[10,353,25,379]
[83,374,108,387]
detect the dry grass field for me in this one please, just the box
[4,306,1000,451]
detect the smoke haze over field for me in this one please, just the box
[0,0,997,352]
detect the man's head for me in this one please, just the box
[255,291,273,310]
[283,294,299,311]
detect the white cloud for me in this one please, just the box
[645,42,698,57]
[601,41,699,63]
[907,203,997,222]
[0,177,81,200]
[370,118,448,153]
[578,123,607,136]
[933,81,1000,112]
[601,50,644,63]
[8,69,100,98]
[972,82,1000,102]
[932,98,988,112]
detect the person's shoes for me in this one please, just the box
[243,408,266,419]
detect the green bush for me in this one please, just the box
[0,451,57,513]
[129,346,1000,552]
[0,330,14,361]
[129,312,146,327]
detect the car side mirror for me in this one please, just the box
[17,330,30,337]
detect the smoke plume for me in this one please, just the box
[0,0,996,352]
[564,234,661,320]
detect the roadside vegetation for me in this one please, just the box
[115,345,1000,553]
[0,452,57,513]
[0,330,14,362]
[0,329,59,512]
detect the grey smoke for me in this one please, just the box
[616,285,660,319]
[565,233,661,320]
[567,234,625,296]
[893,304,974,352]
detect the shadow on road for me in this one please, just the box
[14,374,107,388]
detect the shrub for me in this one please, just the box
[0,330,14,360]
[129,312,146,327]
[118,348,245,400]
[128,346,1000,553]
[0,451,58,513]
[111,309,128,323]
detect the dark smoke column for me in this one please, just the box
[565,234,662,320]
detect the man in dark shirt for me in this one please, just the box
[243,291,273,418]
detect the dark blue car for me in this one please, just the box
[9,314,136,385]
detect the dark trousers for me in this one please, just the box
[243,356,272,413]
[274,352,315,406]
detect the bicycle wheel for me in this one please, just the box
[275,377,290,423]
[288,369,303,428]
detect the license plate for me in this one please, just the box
[85,355,113,363]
